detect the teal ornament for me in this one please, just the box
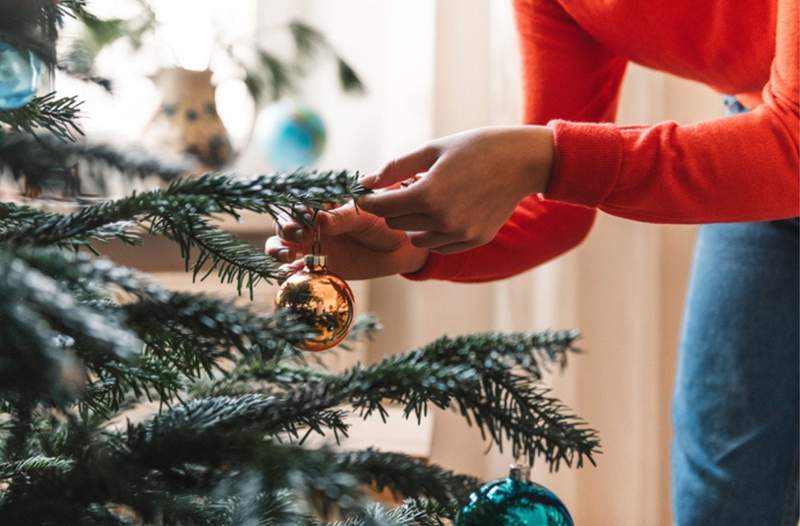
[456,465,573,526]
[255,101,327,171]
[0,41,44,110]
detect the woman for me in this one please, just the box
[266,0,799,523]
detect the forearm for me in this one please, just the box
[403,198,595,283]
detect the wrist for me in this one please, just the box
[518,126,554,197]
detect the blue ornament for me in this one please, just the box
[0,41,43,110]
[456,465,573,526]
[255,102,327,171]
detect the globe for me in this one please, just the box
[0,41,43,110]
[456,465,573,526]
[255,102,327,171]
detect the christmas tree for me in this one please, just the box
[0,2,600,524]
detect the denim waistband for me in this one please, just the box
[724,96,748,115]
[723,96,798,225]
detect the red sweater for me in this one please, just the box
[407,0,799,283]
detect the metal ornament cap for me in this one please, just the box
[304,254,327,272]
[509,464,531,482]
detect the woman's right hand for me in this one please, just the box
[265,201,430,280]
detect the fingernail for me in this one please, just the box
[359,174,377,188]
[277,248,289,261]
[287,228,303,242]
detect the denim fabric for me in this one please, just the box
[671,98,800,525]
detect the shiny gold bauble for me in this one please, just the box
[274,254,354,352]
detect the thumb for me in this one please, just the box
[360,145,438,189]
[319,203,364,235]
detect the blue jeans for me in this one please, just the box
[671,106,800,526]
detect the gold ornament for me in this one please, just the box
[274,254,354,352]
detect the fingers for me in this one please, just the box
[275,209,314,243]
[384,214,433,231]
[319,202,366,235]
[406,231,458,249]
[430,242,476,254]
[277,258,306,279]
[358,181,429,218]
[406,232,477,253]
[359,145,439,189]
[265,236,304,263]
[277,203,366,242]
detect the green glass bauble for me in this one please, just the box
[456,465,574,526]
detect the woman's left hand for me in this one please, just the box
[357,126,554,254]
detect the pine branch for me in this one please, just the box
[211,330,598,470]
[0,202,140,253]
[9,247,315,415]
[347,313,382,342]
[154,213,280,296]
[2,171,362,291]
[329,500,449,526]
[335,449,478,508]
[336,57,366,94]
[0,455,75,480]
[0,132,188,193]
[288,20,365,95]
[288,21,328,61]
[158,491,311,526]
[0,93,84,141]
[0,249,140,404]
[256,49,295,101]
[58,0,93,21]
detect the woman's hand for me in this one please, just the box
[265,202,430,280]
[357,126,554,254]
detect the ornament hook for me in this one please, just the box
[312,224,322,256]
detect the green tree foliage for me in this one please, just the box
[0,2,598,525]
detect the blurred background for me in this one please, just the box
[63,1,725,524]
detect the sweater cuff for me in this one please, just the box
[401,252,470,281]
[544,120,624,207]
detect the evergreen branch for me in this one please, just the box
[208,331,598,470]
[84,294,313,415]
[256,49,295,101]
[58,0,94,22]
[0,132,188,191]
[4,171,361,247]
[287,20,364,95]
[288,21,328,61]
[0,202,140,252]
[0,455,75,480]
[119,432,369,519]
[0,93,83,141]
[336,57,366,94]
[9,247,314,414]
[154,213,280,295]
[0,249,140,404]
[157,491,311,526]
[123,293,311,364]
[2,171,361,288]
[347,313,382,342]
[335,449,478,508]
